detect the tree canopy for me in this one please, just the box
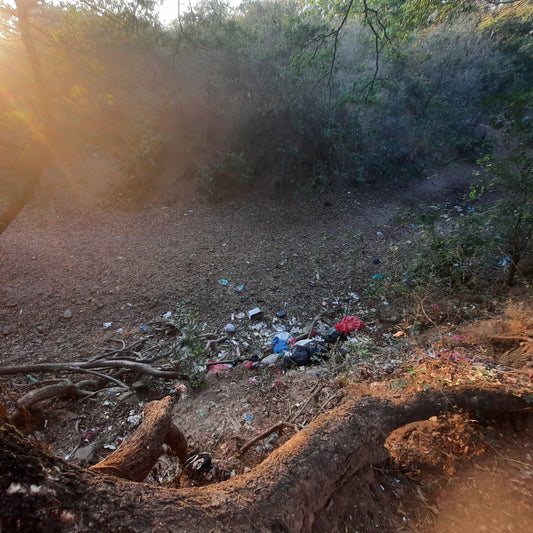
[0,0,531,205]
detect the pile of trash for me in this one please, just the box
[205,307,367,374]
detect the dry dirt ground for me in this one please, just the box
[1,154,532,532]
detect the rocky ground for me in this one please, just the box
[1,154,532,532]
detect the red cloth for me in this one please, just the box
[335,316,366,334]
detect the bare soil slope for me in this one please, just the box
[1,158,532,532]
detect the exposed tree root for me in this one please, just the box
[237,421,299,457]
[1,386,531,532]
[0,359,185,380]
[8,381,90,429]
[89,396,187,481]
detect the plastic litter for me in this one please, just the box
[126,414,142,426]
[288,342,326,366]
[103,322,112,329]
[185,453,212,473]
[248,307,262,320]
[261,353,282,366]
[243,413,254,423]
[272,337,289,353]
[335,316,366,334]
[290,345,311,365]
[218,279,229,286]
[163,311,172,319]
[224,323,236,333]
[373,273,384,280]
[207,363,230,374]
[275,331,292,343]
[277,311,287,318]
[295,338,314,347]
[324,328,343,343]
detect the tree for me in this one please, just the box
[0,0,56,235]
[475,89,533,285]
[0,0,164,233]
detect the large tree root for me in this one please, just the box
[8,381,90,430]
[1,386,531,532]
[89,396,188,481]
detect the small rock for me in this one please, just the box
[63,309,72,319]
[36,323,48,334]
[131,380,147,391]
[2,325,12,336]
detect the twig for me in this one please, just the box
[107,338,126,350]
[89,338,149,361]
[72,368,131,390]
[318,390,344,412]
[206,359,242,367]
[290,383,324,423]
[84,360,185,379]
[237,421,299,457]
[205,336,228,351]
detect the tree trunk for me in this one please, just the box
[0,386,530,532]
[0,2,56,236]
[0,173,39,235]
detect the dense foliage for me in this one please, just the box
[0,0,531,279]
[0,0,529,191]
